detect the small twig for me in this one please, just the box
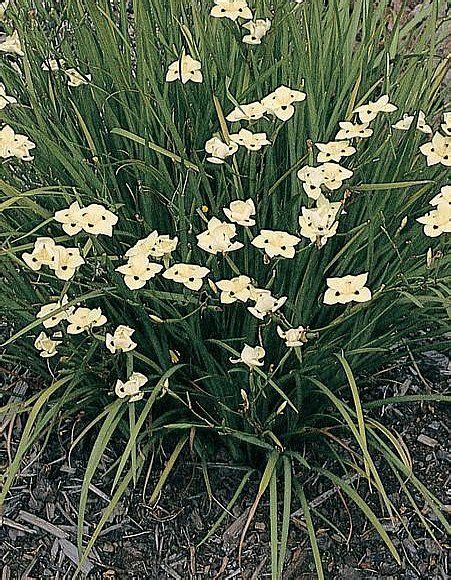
[291,474,360,518]
[404,340,432,391]
[18,510,68,539]
[159,563,182,580]
[0,516,36,534]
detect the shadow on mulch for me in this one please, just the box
[1,351,449,579]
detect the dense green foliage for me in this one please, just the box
[1,0,449,576]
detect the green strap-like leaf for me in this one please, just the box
[111,128,199,172]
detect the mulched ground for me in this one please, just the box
[1,349,449,579]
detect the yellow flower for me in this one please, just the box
[41,58,65,71]
[230,128,271,151]
[22,237,84,280]
[353,94,397,123]
[205,136,238,163]
[226,101,266,122]
[55,202,118,237]
[320,162,353,191]
[166,52,203,84]
[430,185,450,207]
[115,372,148,402]
[0,124,35,161]
[53,246,85,280]
[0,30,24,57]
[65,68,91,87]
[152,234,178,258]
[247,291,287,320]
[37,295,73,329]
[231,344,265,368]
[297,165,325,199]
[316,140,356,163]
[116,255,163,290]
[66,306,107,334]
[242,19,271,44]
[197,217,243,254]
[441,112,451,136]
[105,325,137,354]
[298,194,341,246]
[223,199,256,226]
[54,201,84,236]
[419,132,451,167]
[163,263,210,291]
[125,231,159,258]
[22,237,57,271]
[324,273,372,305]
[0,83,16,110]
[277,326,307,347]
[216,275,254,304]
[335,121,373,140]
[125,231,178,260]
[297,163,352,198]
[210,0,253,21]
[416,203,451,237]
[261,85,306,121]
[34,331,61,358]
[252,229,301,258]
[392,111,432,134]
[79,203,118,236]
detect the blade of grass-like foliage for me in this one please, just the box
[129,403,137,486]
[364,394,451,409]
[277,456,292,579]
[78,453,146,573]
[77,400,125,555]
[269,466,279,580]
[0,180,52,219]
[315,467,401,564]
[293,480,324,580]
[0,375,74,506]
[197,468,254,547]
[149,433,189,506]
[352,180,433,191]
[111,365,185,492]
[239,451,279,568]
[111,128,200,172]
[336,354,371,482]
[367,419,412,472]
[68,408,112,460]
[306,376,395,517]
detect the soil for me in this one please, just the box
[1,350,449,579]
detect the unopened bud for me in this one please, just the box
[149,314,164,323]
[169,349,180,363]
[240,389,249,412]
[208,279,218,294]
[426,247,433,268]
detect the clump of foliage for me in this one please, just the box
[0,0,449,576]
